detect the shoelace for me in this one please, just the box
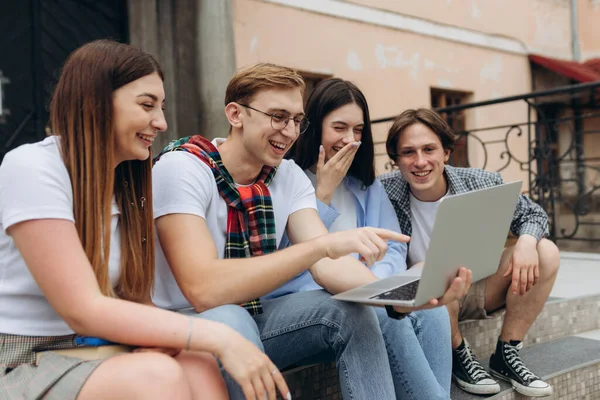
[457,345,490,381]
[503,344,538,383]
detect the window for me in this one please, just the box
[430,88,471,167]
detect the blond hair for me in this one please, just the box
[225,63,305,106]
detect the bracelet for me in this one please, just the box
[385,305,410,320]
[185,317,194,351]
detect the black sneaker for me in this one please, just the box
[489,339,552,397]
[452,338,501,395]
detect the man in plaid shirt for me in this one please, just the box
[379,108,560,398]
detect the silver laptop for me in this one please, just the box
[332,181,523,307]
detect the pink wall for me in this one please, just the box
[579,0,600,60]
[233,0,599,186]
[347,0,573,59]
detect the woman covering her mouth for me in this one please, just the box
[283,78,454,400]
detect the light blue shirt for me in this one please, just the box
[263,175,408,300]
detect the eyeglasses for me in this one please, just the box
[238,103,310,135]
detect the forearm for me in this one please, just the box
[72,296,230,354]
[315,187,333,206]
[310,256,378,294]
[511,195,550,240]
[185,239,327,311]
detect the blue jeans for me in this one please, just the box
[196,290,396,400]
[189,305,264,400]
[376,306,452,400]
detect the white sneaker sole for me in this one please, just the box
[452,374,501,395]
[490,370,553,397]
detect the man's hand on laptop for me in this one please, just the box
[504,234,539,295]
[321,227,410,266]
[393,267,472,313]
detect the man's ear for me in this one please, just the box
[444,149,451,163]
[225,102,244,129]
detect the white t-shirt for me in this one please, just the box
[0,136,122,336]
[407,192,444,267]
[152,138,317,310]
[305,171,357,232]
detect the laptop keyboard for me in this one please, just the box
[369,279,421,301]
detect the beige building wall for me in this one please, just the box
[233,0,534,182]
[348,0,573,59]
[579,0,600,59]
[232,0,595,185]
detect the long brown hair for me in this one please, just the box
[49,39,162,302]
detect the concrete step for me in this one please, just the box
[461,294,600,360]
[451,330,600,400]
[280,253,600,399]
[282,363,339,400]
[280,294,600,400]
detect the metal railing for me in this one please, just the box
[373,81,600,247]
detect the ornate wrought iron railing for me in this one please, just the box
[373,81,600,247]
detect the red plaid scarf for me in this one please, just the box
[154,135,277,315]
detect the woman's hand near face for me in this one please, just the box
[315,142,360,205]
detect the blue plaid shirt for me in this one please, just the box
[378,166,550,248]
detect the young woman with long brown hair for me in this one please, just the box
[286,78,461,399]
[0,40,290,400]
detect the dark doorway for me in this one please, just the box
[0,0,128,161]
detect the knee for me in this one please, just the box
[333,301,381,334]
[424,306,450,326]
[537,238,560,277]
[201,304,263,349]
[147,354,187,384]
[414,307,450,333]
[128,353,191,398]
[341,301,379,324]
[81,353,194,400]
[177,352,228,397]
[375,306,411,334]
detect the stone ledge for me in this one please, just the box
[492,361,600,400]
[279,295,600,399]
[280,363,339,400]
[461,294,600,359]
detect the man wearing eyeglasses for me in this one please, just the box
[151,63,470,400]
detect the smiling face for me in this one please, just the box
[112,72,166,166]
[239,87,305,167]
[321,102,363,163]
[395,122,450,202]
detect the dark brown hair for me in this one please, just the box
[288,78,375,187]
[386,108,458,162]
[50,39,162,302]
